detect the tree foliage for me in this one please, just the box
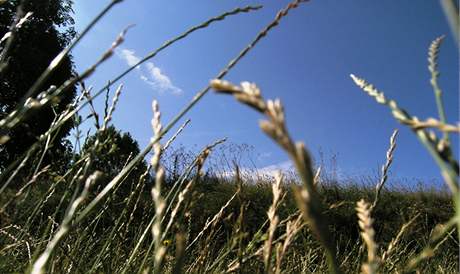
[82,125,149,196]
[0,0,76,169]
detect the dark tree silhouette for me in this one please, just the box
[80,125,151,237]
[0,0,76,169]
[82,126,149,197]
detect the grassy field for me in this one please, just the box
[0,170,457,273]
[0,0,459,273]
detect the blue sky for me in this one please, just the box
[71,1,459,187]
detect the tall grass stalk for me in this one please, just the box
[30,171,102,274]
[0,5,33,74]
[118,138,225,274]
[350,34,460,260]
[371,129,398,210]
[356,199,379,274]
[20,0,125,104]
[210,78,342,273]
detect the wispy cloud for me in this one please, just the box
[119,49,140,67]
[257,152,272,161]
[144,62,183,95]
[216,160,296,180]
[257,161,294,176]
[117,48,183,95]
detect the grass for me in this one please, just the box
[1,172,456,273]
[0,0,459,273]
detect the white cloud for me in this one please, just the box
[257,152,272,161]
[118,49,140,68]
[257,161,295,177]
[145,62,183,95]
[116,48,183,95]
[216,160,297,181]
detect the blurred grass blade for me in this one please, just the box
[440,0,459,47]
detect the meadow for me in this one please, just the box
[0,1,459,273]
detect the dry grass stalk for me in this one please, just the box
[81,85,102,129]
[0,5,33,74]
[19,0,124,104]
[0,8,33,75]
[121,166,150,237]
[409,117,459,133]
[349,74,459,134]
[440,0,459,45]
[161,139,223,224]
[349,74,459,194]
[350,74,429,130]
[151,167,166,273]
[427,35,451,142]
[356,199,380,274]
[0,11,33,45]
[0,25,133,193]
[171,232,186,274]
[263,173,284,274]
[151,100,163,170]
[428,36,444,83]
[351,46,460,241]
[120,140,225,274]
[0,143,35,195]
[313,166,322,186]
[87,168,149,273]
[404,215,459,273]
[211,79,342,274]
[371,129,398,210]
[163,119,191,152]
[0,25,131,138]
[225,211,303,273]
[274,214,303,274]
[101,84,123,131]
[186,188,240,251]
[382,213,419,261]
[162,148,210,241]
[150,100,167,273]
[31,171,102,274]
[0,165,50,213]
[162,180,193,241]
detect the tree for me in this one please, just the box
[0,0,77,170]
[80,125,151,240]
[82,126,149,197]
